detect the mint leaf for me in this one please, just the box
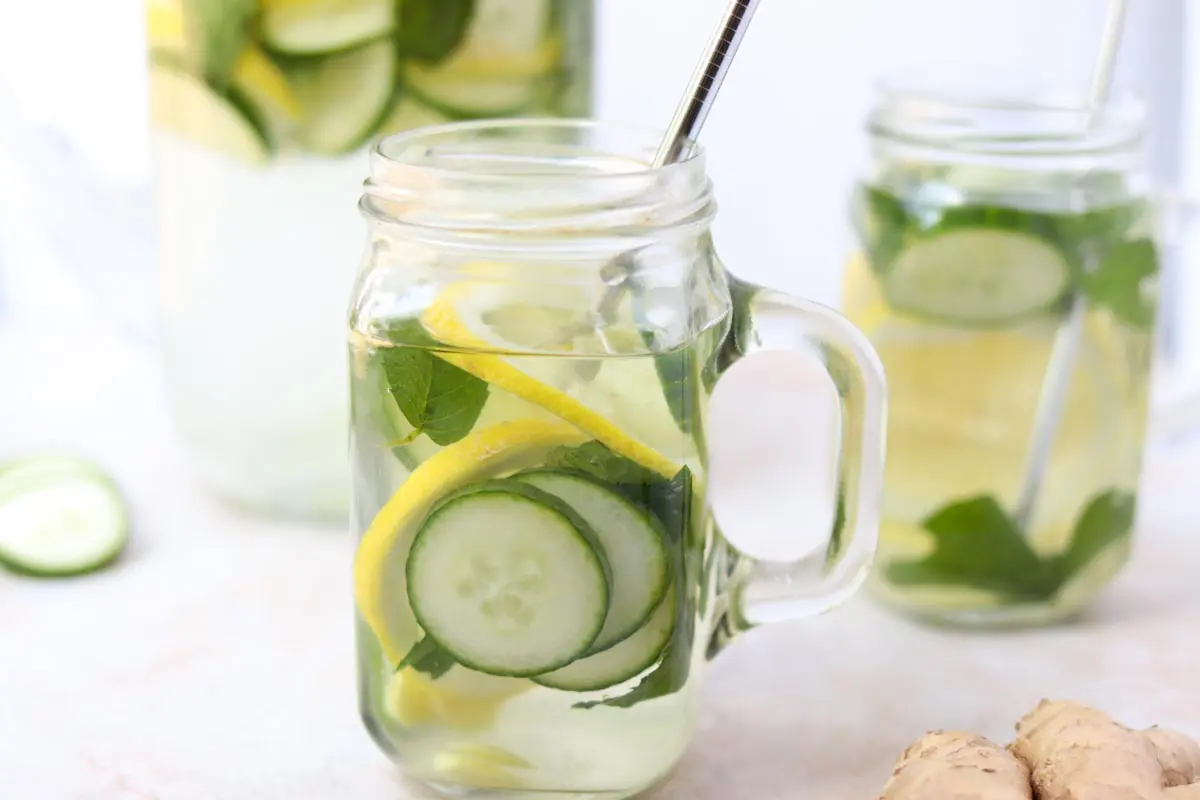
[885,496,1059,601]
[576,620,691,709]
[639,467,693,545]
[397,636,455,679]
[545,453,695,711]
[648,343,696,435]
[397,0,475,64]
[546,442,661,485]
[1081,238,1159,329]
[1056,489,1136,580]
[379,339,489,447]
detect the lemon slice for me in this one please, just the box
[146,0,186,56]
[354,419,587,663]
[421,280,681,479]
[843,252,1128,547]
[229,46,299,139]
[431,742,531,788]
[386,667,528,728]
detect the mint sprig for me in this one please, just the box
[886,489,1137,602]
[379,320,489,446]
[1080,238,1159,330]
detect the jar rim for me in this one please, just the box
[369,119,706,182]
[361,119,716,248]
[868,65,1147,157]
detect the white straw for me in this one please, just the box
[1014,0,1130,530]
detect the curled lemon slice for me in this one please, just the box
[386,667,528,729]
[354,419,587,664]
[421,279,681,479]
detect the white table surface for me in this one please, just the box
[2,311,1199,800]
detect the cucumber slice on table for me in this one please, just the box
[287,39,398,154]
[882,229,1072,327]
[407,480,611,677]
[515,469,669,653]
[149,61,270,164]
[260,0,394,55]
[0,458,129,577]
[534,584,676,692]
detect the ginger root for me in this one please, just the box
[877,700,1200,800]
[877,731,1032,800]
[1012,700,1200,800]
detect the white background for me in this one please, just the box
[0,0,1189,310]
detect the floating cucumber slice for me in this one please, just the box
[882,229,1072,327]
[404,69,540,119]
[403,0,554,117]
[260,0,394,55]
[407,480,611,677]
[287,39,398,154]
[514,469,669,653]
[533,584,676,691]
[149,61,270,164]
[0,459,129,577]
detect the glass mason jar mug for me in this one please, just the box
[842,74,1160,626]
[348,121,886,798]
[147,0,593,519]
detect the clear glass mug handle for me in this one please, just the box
[710,275,887,634]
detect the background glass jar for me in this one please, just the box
[348,120,885,799]
[146,0,593,519]
[842,72,1160,627]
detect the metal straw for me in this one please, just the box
[652,0,762,167]
[1014,0,1130,531]
[578,0,762,337]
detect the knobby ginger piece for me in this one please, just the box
[1012,699,1200,800]
[877,730,1032,800]
[1145,726,1200,787]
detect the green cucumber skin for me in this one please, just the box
[407,479,612,678]
[531,588,675,692]
[0,543,127,579]
[512,467,670,654]
[402,78,536,121]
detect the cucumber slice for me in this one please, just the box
[514,469,669,653]
[149,61,270,164]
[403,0,554,117]
[533,584,676,691]
[882,229,1072,327]
[407,480,611,677]
[288,39,398,154]
[260,0,394,55]
[0,461,129,577]
[405,68,540,119]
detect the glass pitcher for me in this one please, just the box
[146,0,594,518]
[842,71,1160,627]
[347,120,886,797]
